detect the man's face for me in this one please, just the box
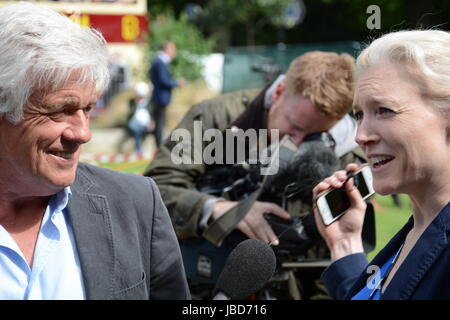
[0,77,96,197]
[267,83,337,145]
[165,43,177,60]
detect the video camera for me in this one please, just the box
[197,132,339,248]
[179,133,375,299]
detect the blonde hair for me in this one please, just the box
[356,30,450,114]
[284,51,355,120]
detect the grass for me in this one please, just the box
[97,160,411,261]
[368,194,411,260]
[98,160,151,175]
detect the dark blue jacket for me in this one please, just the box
[149,56,178,107]
[322,202,450,300]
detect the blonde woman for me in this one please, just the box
[313,30,450,300]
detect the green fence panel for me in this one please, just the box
[223,41,361,93]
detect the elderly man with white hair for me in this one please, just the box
[0,2,190,300]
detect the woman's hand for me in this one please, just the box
[312,163,367,261]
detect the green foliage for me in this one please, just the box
[198,0,293,25]
[148,11,215,81]
[148,0,299,50]
[147,0,450,49]
[195,0,295,47]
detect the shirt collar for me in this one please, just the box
[158,51,171,64]
[48,186,72,216]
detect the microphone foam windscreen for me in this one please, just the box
[291,141,340,186]
[215,239,276,299]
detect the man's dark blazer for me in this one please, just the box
[322,202,450,299]
[67,163,191,300]
[149,56,178,107]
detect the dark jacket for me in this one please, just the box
[67,163,191,300]
[149,56,178,107]
[322,202,450,300]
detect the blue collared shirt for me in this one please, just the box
[0,187,86,300]
[157,51,171,64]
[352,243,404,300]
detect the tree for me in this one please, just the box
[147,0,450,50]
[148,11,215,81]
[148,0,300,50]
[196,0,298,49]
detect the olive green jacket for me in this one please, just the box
[144,89,367,239]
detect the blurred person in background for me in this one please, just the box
[313,30,450,300]
[0,2,189,300]
[98,52,131,109]
[127,82,154,156]
[149,41,185,148]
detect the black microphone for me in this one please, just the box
[269,139,340,202]
[213,239,276,300]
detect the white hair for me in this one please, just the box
[356,30,450,113]
[0,2,110,123]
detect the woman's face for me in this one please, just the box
[353,63,450,196]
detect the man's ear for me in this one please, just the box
[447,122,450,145]
[271,81,286,105]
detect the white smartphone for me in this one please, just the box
[316,164,375,226]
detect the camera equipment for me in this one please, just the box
[180,133,375,299]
